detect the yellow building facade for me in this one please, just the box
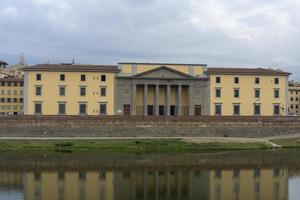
[288,81,300,115]
[22,64,119,115]
[208,68,290,116]
[0,78,24,115]
[22,63,291,116]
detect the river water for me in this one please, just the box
[0,150,300,200]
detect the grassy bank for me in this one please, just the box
[270,137,300,148]
[0,139,272,153]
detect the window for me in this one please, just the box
[7,90,11,95]
[216,76,221,83]
[291,97,294,101]
[59,86,65,96]
[0,98,5,103]
[1,82,4,86]
[274,78,279,84]
[101,75,106,82]
[254,104,261,115]
[296,105,299,109]
[79,103,87,114]
[100,103,107,115]
[80,87,86,96]
[234,89,239,98]
[216,88,221,98]
[100,87,106,96]
[58,103,66,114]
[34,103,42,114]
[20,98,23,103]
[20,82,24,87]
[233,104,240,115]
[13,90,17,95]
[291,105,294,109]
[215,104,222,115]
[274,89,280,98]
[255,89,260,98]
[274,105,280,115]
[1,90,4,95]
[296,98,299,101]
[234,77,239,84]
[36,74,41,81]
[255,77,260,84]
[60,74,65,81]
[13,98,17,103]
[7,98,11,103]
[80,74,86,81]
[14,82,17,86]
[35,86,42,96]
[8,82,11,86]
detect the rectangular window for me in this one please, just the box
[216,76,221,83]
[1,90,4,95]
[20,98,23,103]
[80,87,86,96]
[215,88,221,98]
[0,98,5,103]
[14,82,17,86]
[7,90,11,95]
[20,82,24,87]
[13,90,17,95]
[215,104,222,115]
[80,74,86,81]
[100,87,106,96]
[255,77,260,84]
[101,75,106,82]
[274,105,280,115]
[291,97,294,101]
[254,104,261,115]
[7,98,11,103]
[13,98,17,103]
[274,89,280,98]
[233,104,240,115]
[100,103,107,115]
[35,86,42,96]
[255,89,260,98]
[274,78,279,84]
[8,82,11,86]
[60,74,65,81]
[79,103,87,114]
[1,82,4,86]
[59,86,65,96]
[34,103,42,114]
[234,89,239,98]
[36,74,41,81]
[234,77,239,84]
[58,103,66,114]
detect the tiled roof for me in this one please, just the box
[22,64,120,72]
[119,62,207,66]
[207,67,291,76]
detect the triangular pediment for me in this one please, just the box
[132,66,194,79]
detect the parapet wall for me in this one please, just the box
[0,116,300,138]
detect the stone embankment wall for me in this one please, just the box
[0,116,300,138]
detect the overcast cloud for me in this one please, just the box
[0,0,299,79]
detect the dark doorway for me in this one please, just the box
[195,105,202,116]
[148,105,154,115]
[170,105,176,116]
[123,104,130,116]
[159,105,165,115]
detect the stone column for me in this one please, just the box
[177,85,182,116]
[143,84,148,115]
[166,85,171,116]
[154,85,159,115]
[132,84,137,115]
[189,84,194,116]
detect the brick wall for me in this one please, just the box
[0,116,299,137]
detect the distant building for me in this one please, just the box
[0,60,8,69]
[289,81,300,115]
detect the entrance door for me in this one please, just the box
[194,105,201,116]
[170,105,176,116]
[159,105,165,115]
[148,105,154,115]
[123,104,130,116]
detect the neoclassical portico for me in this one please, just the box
[115,66,210,116]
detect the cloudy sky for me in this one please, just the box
[0,0,299,79]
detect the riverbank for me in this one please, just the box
[0,138,273,153]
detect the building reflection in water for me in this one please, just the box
[0,167,288,200]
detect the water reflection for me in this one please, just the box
[0,151,298,200]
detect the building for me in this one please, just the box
[22,64,119,115]
[115,62,210,116]
[0,60,8,69]
[0,78,24,115]
[22,62,291,116]
[208,68,291,116]
[288,81,300,115]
